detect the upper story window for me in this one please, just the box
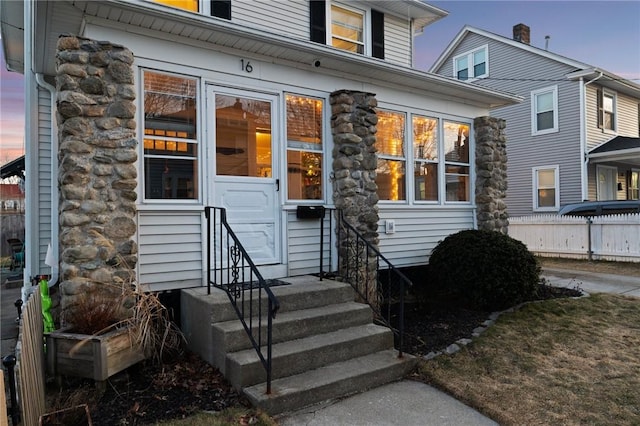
[532,166,559,211]
[531,85,558,135]
[377,110,407,201]
[597,88,616,132]
[286,94,324,201]
[310,1,384,59]
[453,46,488,81]
[143,70,199,201]
[150,0,231,19]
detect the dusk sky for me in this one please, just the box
[1,1,639,166]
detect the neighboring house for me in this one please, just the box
[0,0,519,291]
[430,24,640,217]
[0,184,25,212]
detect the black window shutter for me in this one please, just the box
[211,0,231,20]
[596,88,603,128]
[371,9,384,59]
[310,0,326,44]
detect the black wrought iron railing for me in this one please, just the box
[204,206,280,394]
[331,209,412,357]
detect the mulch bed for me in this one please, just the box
[44,285,582,425]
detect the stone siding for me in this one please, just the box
[55,36,138,320]
[474,116,508,233]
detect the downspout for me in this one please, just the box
[35,73,59,288]
[22,0,35,301]
[579,71,603,201]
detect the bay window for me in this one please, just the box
[286,94,324,200]
[143,70,198,200]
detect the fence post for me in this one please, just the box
[586,217,593,261]
[3,354,20,425]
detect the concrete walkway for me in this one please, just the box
[541,267,640,297]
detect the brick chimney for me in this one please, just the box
[513,24,530,44]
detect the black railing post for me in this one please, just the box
[319,213,325,281]
[3,354,19,425]
[14,299,23,322]
[398,278,405,358]
[205,206,212,294]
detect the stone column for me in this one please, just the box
[330,90,380,307]
[56,36,138,321]
[474,116,508,233]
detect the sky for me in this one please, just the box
[1,1,639,166]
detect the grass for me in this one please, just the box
[415,293,640,425]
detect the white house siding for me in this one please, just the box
[377,207,474,267]
[231,1,309,41]
[383,14,411,67]
[286,210,333,277]
[83,23,489,288]
[37,87,52,274]
[137,211,203,291]
[434,33,584,216]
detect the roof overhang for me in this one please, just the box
[588,137,640,167]
[566,68,640,98]
[0,155,25,179]
[364,0,448,34]
[0,0,25,73]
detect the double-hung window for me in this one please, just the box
[286,94,324,201]
[376,110,406,201]
[331,4,365,54]
[413,116,439,201]
[630,170,639,200]
[533,166,559,211]
[150,0,231,19]
[453,46,488,81]
[443,121,471,202]
[531,86,558,135]
[597,88,616,131]
[143,70,199,200]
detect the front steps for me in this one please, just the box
[181,276,416,415]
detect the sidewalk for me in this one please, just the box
[541,267,640,297]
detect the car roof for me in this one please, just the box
[558,200,640,216]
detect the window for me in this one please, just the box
[630,170,639,200]
[453,46,488,81]
[331,4,365,54]
[531,86,558,135]
[309,1,384,58]
[286,94,324,200]
[150,0,231,19]
[533,166,559,211]
[143,70,198,200]
[376,110,406,201]
[597,88,616,131]
[443,121,470,202]
[413,115,438,201]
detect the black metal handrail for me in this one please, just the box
[332,209,412,357]
[204,206,280,394]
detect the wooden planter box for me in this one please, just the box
[46,327,145,381]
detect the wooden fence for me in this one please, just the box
[509,213,640,262]
[16,290,46,426]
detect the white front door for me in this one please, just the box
[207,87,281,267]
[597,165,617,201]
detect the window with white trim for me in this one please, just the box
[413,115,438,201]
[531,86,558,135]
[630,170,639,200]
[150,0,231,18]
[533,166,559,211]
[142,70,199,200]
[330,3,365,54]
[443,121,471,202]
[453,46,488,81]
[285,94,324,201]
[597,88,616,131]
[376,110,406,201]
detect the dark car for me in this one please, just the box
[558,200,640,217]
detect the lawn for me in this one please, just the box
[415,293,640,425]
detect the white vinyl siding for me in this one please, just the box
[37,87,53,274]
[378,208,474,267]
[138,211,203,291]
[383,13,411,66]
[287,211,333,276]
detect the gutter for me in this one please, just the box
[35,73,59,289]
[579,71,603,201]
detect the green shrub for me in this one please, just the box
[428,229,540,311]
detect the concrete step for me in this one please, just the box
[244,349,417,415]
[226,324,393,390]
[211,302,372,373]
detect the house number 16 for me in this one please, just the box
[241,59,253,73]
